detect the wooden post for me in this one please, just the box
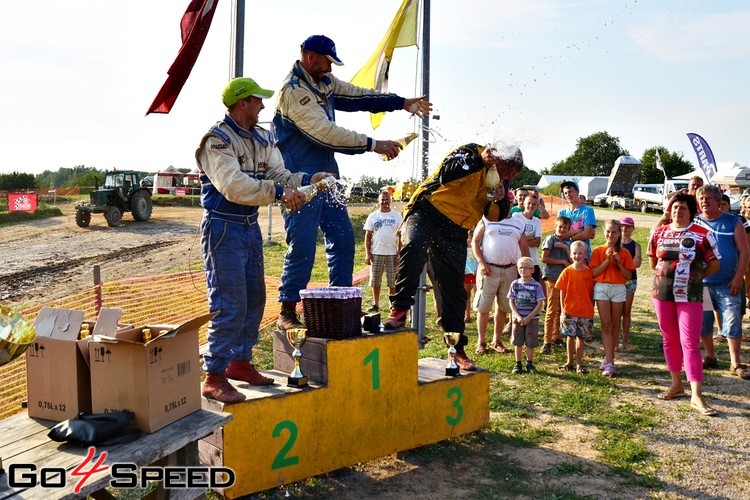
[93,264,102,315]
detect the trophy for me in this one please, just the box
[286,328,309,388]
[444,332,461,377]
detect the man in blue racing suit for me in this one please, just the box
[273,34,432,329]
[196,77,330,403]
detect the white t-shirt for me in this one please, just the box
[480,216,525,266]
[363,210,403,255]
[512,212,542,266]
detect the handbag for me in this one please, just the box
[48,410,141,446]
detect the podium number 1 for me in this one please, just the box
[271,420,299,470]
[364,348,380,390]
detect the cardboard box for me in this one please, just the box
[89,313,212,433]
[27,307,123,421]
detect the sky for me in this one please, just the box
[2,0,749,182]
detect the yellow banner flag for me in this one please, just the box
[351,0,419,129]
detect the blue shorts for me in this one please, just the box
[701,284,743,339]
[625,279,637,295]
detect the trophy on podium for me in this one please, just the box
[286,328,309,388]
[444,332,461,377]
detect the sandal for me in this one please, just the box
[475,342,487,355]
[690,401,718,417]
[576,365,589,374]
[558,364,575,372]
[489,342,510,354]
[657,390,687,401]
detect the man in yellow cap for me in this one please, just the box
[195,77,331,403]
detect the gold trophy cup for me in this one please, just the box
[286,328,309,388]
[444,332,461,377]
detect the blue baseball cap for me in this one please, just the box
[301,35,344,66]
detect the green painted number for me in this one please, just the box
[271,420,299,470]
[446,386,464,426]
[364,348,380,390]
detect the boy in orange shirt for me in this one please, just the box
[555,241,595,373]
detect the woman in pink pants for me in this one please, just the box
[648,192,720,416]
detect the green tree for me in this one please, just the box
[639,147,695,184]
[0,172,36,190]
[358,175,398,192]
[547,131,629,176]
[510,167,541,189]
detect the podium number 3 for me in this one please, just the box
[364,348,380,390]
[446,387,463,426]
[271,420,299,470]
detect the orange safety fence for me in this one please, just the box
[1,268,371,421]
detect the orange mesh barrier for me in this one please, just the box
[1,269,370,421]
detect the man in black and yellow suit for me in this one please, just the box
[383,144,524,371]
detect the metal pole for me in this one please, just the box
[414,0,431,346]
[230,0,245,78]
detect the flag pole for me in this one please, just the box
[413,0,430,346]
[230,0,245,78]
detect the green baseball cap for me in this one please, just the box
[222,77,274,107]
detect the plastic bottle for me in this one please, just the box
[380,132,419,161]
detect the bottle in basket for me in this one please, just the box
[280,176,337,214]
[380,132,418,161]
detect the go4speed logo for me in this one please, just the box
[7,447,235,493]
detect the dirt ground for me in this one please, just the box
[3,203,748,499]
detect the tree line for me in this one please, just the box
[2,132,695,192]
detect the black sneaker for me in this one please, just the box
[526,361,536,374]
[366,304,380,313]
[541,343,552,355]
[277,310,304,331]
[552,338,565,347]
[511,363,524,375]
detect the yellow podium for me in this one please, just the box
[200,330,489,498]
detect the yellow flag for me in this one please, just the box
[351,0,419,129]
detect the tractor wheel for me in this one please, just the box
[75,210,91,228]
[131,190,153,221]
[105,206,122,227]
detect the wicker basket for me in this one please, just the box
[300,287,363,339]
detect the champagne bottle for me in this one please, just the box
[280,176,336,214]
[142,328,151,343]
[485,164,500,200]
[380,132,419,161]
[79,324,90,339]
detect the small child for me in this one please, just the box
[464,230,478,323]
[589,219,636,377]
[555,241,595,373]
[508,257,546,374]
[619,217,641,351]
[540,215,572,354]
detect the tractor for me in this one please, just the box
[75,170,153,227]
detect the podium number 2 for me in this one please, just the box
[271,420,299,470]
[446,387,463,426]
[364,348,380,390]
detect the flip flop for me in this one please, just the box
[475,342,487,355]
[690,401,718,417]
[489,342,510,354]
[657,390,687,401]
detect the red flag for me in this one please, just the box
[146,0,219,115]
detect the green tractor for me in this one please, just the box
[75,170,153,228]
